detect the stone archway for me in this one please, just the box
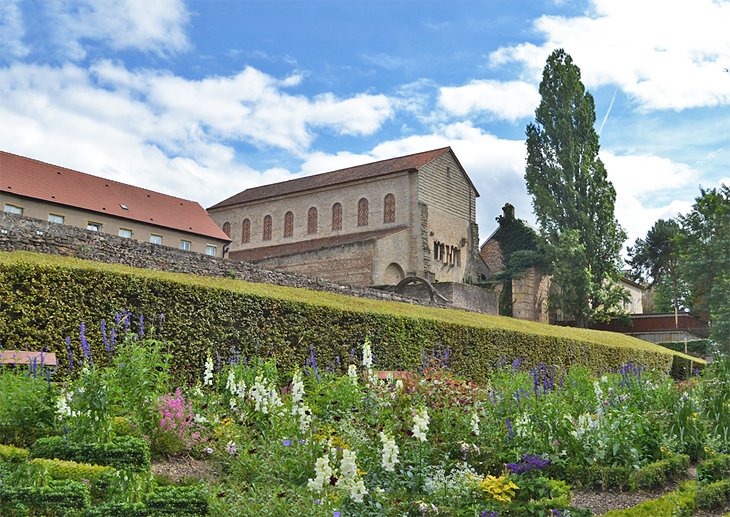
[383,262,406,285]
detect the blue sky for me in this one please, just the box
[2,0,730,247]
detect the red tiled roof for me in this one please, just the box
[209,147,456,210]
[1,150,230,241]
[229,226,408,262]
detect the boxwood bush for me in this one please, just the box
[0,252,697,384]
[31,436,150,472]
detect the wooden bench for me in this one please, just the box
[0,350,58,367]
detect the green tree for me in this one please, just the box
[525,49,627,326]
[627,218,684,316]
[678,185,730,348]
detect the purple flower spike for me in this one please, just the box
[139,314,145,336]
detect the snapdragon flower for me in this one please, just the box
[337,449,368,503]
[379,431,399,472]
[291,369,305,406]
[470,412,480,435]
[412,407,430,442]
[297,403,312,432]
[203,354,214,387]
[348,364,358,385]
[362,338,373,378]
[307,450,335,492]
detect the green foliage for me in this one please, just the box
[0,252,690,387]
[31,435,151,472]
[81,502,147,517]
[28,458,114,485]
[525,48,627,326]
[0,479,91,516]
[697,453,730,484]
[678,185,730,348]
[627,219,683,314]
[631,453,689,490]
[565,464,634,490]
[603,481,697,517]
[695,478,730,510]
[0,444,29,463]
[0,366,58,446]
[144,485,209,516]
[65,365,115,444]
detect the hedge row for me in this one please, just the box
[0,252,696,384]
[697,453,730,484]
[564,453,690,491]
[31,436,150,472]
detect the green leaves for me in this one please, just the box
[526,49,626,327]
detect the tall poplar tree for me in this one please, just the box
[525,49,627,326]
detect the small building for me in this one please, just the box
[1,150,230,256]
[208,147,488,286]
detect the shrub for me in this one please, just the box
[31,435,150,472]
[696,478,730,510]
[29,458,114,485]
[0,253,685,385]
[603,481,697,517]
[0,479,91,515]
[0,365,57,446]
[144,485,209,516]
[632,453,690,490]
[697,453,730,484]
[0,444,29,463]
[82,502,147,517]
[565,464,634,490]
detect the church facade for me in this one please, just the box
[207,147,488,286]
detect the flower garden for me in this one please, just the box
[1,314,729,516]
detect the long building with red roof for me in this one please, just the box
[208,147,489,286]
[1,150,230,257]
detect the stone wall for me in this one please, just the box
[398,282,498,314]
[0,212,425,305]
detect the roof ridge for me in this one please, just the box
[0,150,200,206]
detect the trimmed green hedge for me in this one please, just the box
[603,482,697,517]
[0,252,698,384]
[0,479,91,515]
[698,453,730,484]
[29,458,114,485]
[31,436,150,472]
[563,454,690,491]
[0,444,28,463]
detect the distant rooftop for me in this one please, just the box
[1,150,230,241]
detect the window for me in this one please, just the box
[4,204,22,215]
[150,234,163,245]
[262,215,272,241]
[205,244,217,256]
[180,239,191,251]
[87,222,102,232]
[48,214,64,224]
[307,207,318,234]
[284,211,294,238]
[222,222,231,238]
[384,193,395,223]
[357,198,369,226]
[332,202,342,231]
[118,228,132,239]
[242,218,250,243]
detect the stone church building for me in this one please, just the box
[208,147,488,287]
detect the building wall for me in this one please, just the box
[251,240,377,286]
[621,281,644,314]
[512,267,551,323]
[209,172,413,256]
[1,193,226,256]
[417,152,476,222]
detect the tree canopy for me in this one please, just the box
[525,49,627,326]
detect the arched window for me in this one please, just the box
[222,221,231,237]
[357,198,369,226]
[284,211,294,238]
[307,207,318,234]
[263,215,272,241]
[332,202,342,231]
[241,219,250,243]
[384,193,395,223]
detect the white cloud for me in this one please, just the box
[0,60,394,207]
[490,0,730,111]
[0,0,27,58]
[438,80,540,121]
[601,152,699,244]
[47,0,190,59]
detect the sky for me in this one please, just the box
[2,0,730,250]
